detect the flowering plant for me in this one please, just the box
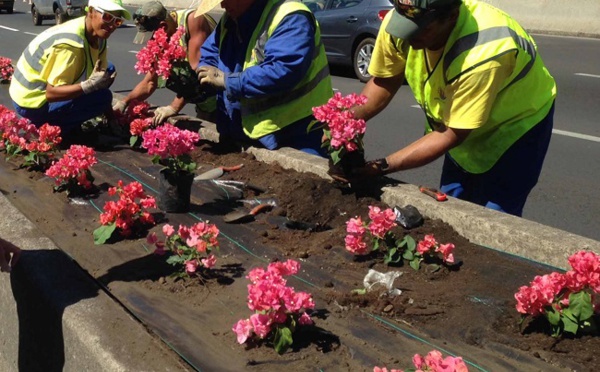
[134,27,186,80]
[309,92,367,165]
[515,250,600,337]
[345,206,456,270]
[0,105,61,168]
[0,57,14,83]
[147,221,220,277]
[374,349,469,372]
[114,99,153,147]
[141,123,200,174]
[232,260,315,354]
[45,145,97,195]
[93,180,157,245]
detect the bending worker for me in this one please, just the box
[195,0,333,156]
[113,0,217,124]
[9,0,130,138]
[349,0,556,216]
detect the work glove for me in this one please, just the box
[196,66,226,91]
[81,60,117,94]
[112,100,127,113]
[152,105,179,125]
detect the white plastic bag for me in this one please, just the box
[362,269,403,297]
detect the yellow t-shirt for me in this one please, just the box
[369,12,515,130]
[42,44,106,86]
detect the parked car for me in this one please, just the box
[31,0,87,26]
[301,0,392,82]
[0,0,14,14]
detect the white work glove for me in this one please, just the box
[112,100,127,113]
[196,66,226,91]
[152,105,179,125]
[81,60,117,94]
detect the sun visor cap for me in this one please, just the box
[194,0,221,18]
[132,1,168,44]
[386,0,460,40]
[87,0,131,20]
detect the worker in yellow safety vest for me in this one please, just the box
[113,0,218,124]
[9,0,131,140]
[346,0,556,216]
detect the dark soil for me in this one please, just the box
[0,137,598,372]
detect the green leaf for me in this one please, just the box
[562,313,579,335]
[546,306,561,326]
[569,291,594,321]
[330,149,341,165]
[351,288,367,295]
[405,235,416,251]
[306,119,323,133]
[166,255,184,265]
[383,247,396,265]
[93,223,117,245]
[130,135,138,147]
[402,250,414,260]
[373,239,380,252]
[273,326,293,355]
[409,259,421,271]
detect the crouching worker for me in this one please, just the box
[9,0,131,141]
[113,0,218,125]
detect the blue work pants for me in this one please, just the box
[440,102,555,217]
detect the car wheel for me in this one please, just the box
[55,8,66,24]
[32,5,42,25]
[353,37,375,83]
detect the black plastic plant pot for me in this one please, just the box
[157,169,194,213]
[166,61,213,103]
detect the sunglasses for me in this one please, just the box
[95,8,125,27]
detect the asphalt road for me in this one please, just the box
[1,3,599,241]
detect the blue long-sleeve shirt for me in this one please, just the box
[198,0,316,139]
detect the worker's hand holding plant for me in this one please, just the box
[309,92,367,178]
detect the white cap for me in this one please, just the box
[88,0,132,20]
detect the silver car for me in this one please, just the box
[31,0,88,25]
[302,0,393,82]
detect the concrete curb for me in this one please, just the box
[0,192,189,371]
[191,116,600,271]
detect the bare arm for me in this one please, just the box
[186,13,212,69]
[45,83,85,102]
[354,74,404,121]
[122,72,159,105]
[384,127,471,173]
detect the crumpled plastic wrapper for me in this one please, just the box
[363,269,403,297]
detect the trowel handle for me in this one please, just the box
[249,203,273,216]
[419,186,447,202]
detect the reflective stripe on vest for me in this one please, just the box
[10,17,106,108]
[223,0,332,139]
[404,0,556,174]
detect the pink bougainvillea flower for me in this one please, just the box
[201,254,216,269]
[185,260,198,274]
[232,319,253,344]
[162,224,175,237]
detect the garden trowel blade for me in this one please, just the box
[194,168,224,181]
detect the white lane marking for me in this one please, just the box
[409,104,599,142]
[24,32,38,36]
[128,50,139,54]
[0,25,18,31]
[575,73,600,79]
[553,129,600,143]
